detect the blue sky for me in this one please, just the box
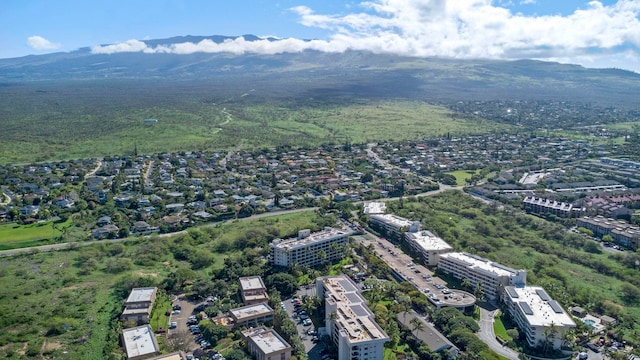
[2,0,639,72]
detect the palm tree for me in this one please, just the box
[461,278,473,292]
[410,317,425,333]
[542,322,559,355]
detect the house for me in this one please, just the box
[97,216,112,226]
[54,196,75,208]
[19,205,39,216]
[121,287,157,324]
[92,224,119,239]
[242,326,292,360]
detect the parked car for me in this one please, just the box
[169,321,178,329]
[303,318,312,326]
[172,304,182,310]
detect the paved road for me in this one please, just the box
[477,305,519,360]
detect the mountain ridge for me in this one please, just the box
[1,34,639,107]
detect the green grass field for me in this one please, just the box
[0,95,508,164]
[445,169,481,186]
[0,220,71,250]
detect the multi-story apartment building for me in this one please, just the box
[503,286,575,349]
[368,214,420,239]
[270,228,350,268]
[523,196,580,218]
[577,216,640,249]
[363,202,386,215]
[404,229,453,266]
[239,276,269,305]
[316,275,389,360]
[121,325,160,360]
[437,253,526,300]
[242,326,292,360]
[229,303,274,328]
[121,287,157,324]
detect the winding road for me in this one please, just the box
[477,305,520,360]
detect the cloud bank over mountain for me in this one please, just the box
[91,0,640,72]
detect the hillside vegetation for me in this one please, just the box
[0,79,504,163]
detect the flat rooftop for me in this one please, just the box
[440,252,518,277]
[239,276,266,291]
[321,276,388,344]
[406,230,453,251]
[231,303,273,320]
[364,202,386,214]
[369,214,414,228]
[126,287,156,303]
[244,328,291,354]
[148,352,184,360]
[271,227,349,250]
[504,286,575,328]
[122,325,159,359]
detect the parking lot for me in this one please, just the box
[362,235,475,308]
[167,295,222,359]
[282,290,331,360]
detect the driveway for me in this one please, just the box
[477,304,519,360]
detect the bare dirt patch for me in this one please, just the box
[41,340,63,352]
[134,270,159,277]
[603,300,624,310]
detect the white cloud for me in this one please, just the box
[27,35,61,51]
[91,0,640,72]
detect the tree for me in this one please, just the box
[165,330,192,352]
[541,322,559,355]
[225,349,249,360]
[620,283,640,304]
[461,278,473,292]
[410,317,425,333]
[266,273,298,298]
[583,240,601,254]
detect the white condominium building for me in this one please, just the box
[316,275,389,360]
[368,214,420,239]
[503,286,575,349]
[404,230,453,266]
[363,202,386,215]
[239,276,269,305]
[437,252,526,300]
[242,326,292,360]
[270,228,350,267]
